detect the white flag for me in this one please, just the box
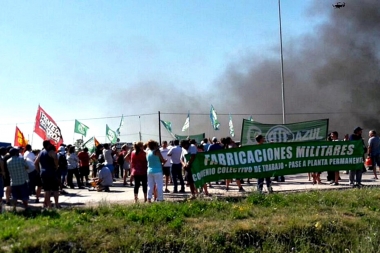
[182,112,190,132]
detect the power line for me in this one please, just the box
[0,111,366,126]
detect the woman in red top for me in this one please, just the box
[130,141,148,203]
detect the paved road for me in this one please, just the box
[3,171,380,210]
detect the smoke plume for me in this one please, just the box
[216,0,380,138]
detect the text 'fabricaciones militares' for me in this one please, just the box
[190,140,364,188]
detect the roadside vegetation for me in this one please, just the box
[1,188,380,252]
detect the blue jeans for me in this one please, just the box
[171,163,185,192]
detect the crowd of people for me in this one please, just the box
[0,125,379,211]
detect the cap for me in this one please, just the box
[58,146,65,152]
[354,127,363,133]
[212,137,217,142]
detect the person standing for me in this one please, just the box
[330,131,340,186]
[147,140,166,202]
[35,141,60,208]
[256,135,273,193]
[160,141,172,193]
[78,147,90,186]
[66,146,83,189]
[167,139,185,193]
[181,139,198,199]
[2,146,12,206]
[130,142,148,203]
[57,146,68,191]
[349,127,365,186]
[0,147,5,212]
[7,148,29,211]
[24,144,42,203]
[368,130,380,180]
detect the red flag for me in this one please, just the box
[34,106,64,149]
[94,137,100,147]
[14,126,28,147]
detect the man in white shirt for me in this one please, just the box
[160,141,172,193]
[93,163,113,192]
[102,144,114,179]
[24,144,42,203]
[167,139,185,193]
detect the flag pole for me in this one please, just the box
[158,111,162,146]
[139,115,142,142]
[31,104,40,147]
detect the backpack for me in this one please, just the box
[58,153,67,170]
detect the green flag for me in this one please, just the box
[175,133,205,143]
[160,120,172,132]
[160,120,176,139]
[106,124,117,144]
[210,105,220,130]
[116,115,124,136]
[82,137,96,153]
[229,114,235,137]
[74,119,89,137]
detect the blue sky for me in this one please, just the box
[0,0,320,146]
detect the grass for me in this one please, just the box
[1,188,380,252]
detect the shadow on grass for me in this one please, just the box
[9,208,61,219]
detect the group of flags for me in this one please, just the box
[14,106,124,152]
[161,105,240,138]
[13,105,256,150]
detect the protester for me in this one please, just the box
[330,131,340,186]
[181,139,197,199]
[147,140,166,202]
[24,144,42,203]
[57,146,68,191]
[103,144,114,180]
[224,137,245,192]
[368,130,380,180]
[118,144,129,186]
[0,147,5,213]
[34,141,61,208]
[112,146,120,179]
[130,142,148,203]
[349,127,365,187]
[207,137,223,152]
[123,145,133,186]
[7,148,29,210]
[78,147,90,186]
[202,138,210,153]
[66,146,83,189]
[167,139,185,193]
[256,135,273,193]
[160,141,172,193]
[91,163,112,192]
[2,146,12,206]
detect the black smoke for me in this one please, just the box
[215,0,380,138]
